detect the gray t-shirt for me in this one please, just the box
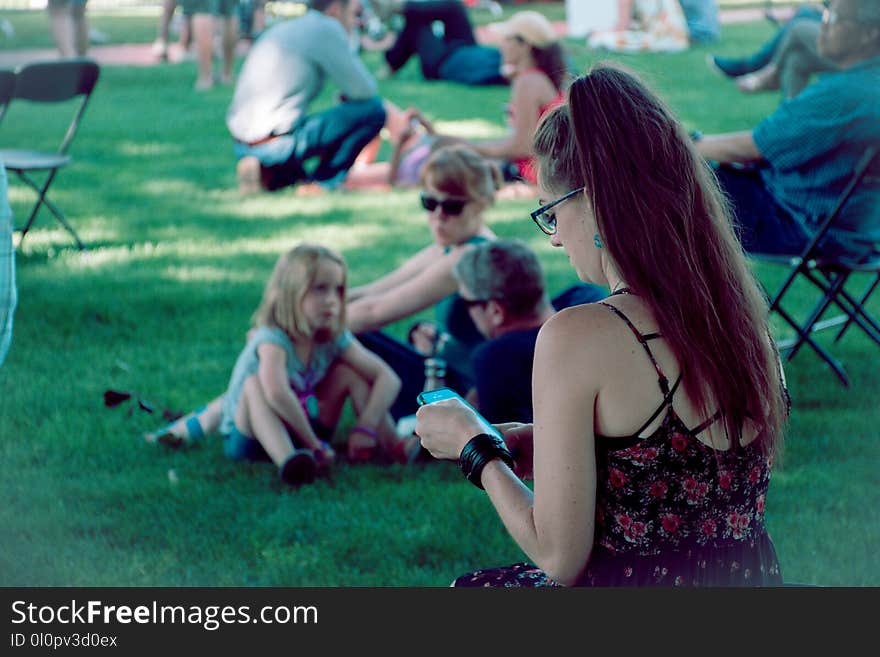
[220,325,354,435]
[226,10,378,144]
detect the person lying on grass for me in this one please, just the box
[145,243,418,486]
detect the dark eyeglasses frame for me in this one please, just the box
[420,193,469,217]
[530,187,585,235]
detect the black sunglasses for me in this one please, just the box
[460,297,491,310]
[420,193,468,216]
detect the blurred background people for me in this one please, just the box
[588,0,689,53]
[708,5,834,99]
[228,0,385,193]
[696,0,880,259]
[47,0,89,58]
[182,0,239,90]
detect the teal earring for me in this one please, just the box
[594,233,603,249]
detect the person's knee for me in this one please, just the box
[324,361,363,393]
[788,19,820,47]
[241,373,264,404]
[356,97,387,132]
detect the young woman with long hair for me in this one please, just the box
[416,64,788,587]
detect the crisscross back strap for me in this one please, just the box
[597,301,686,438]
[597,302,670,394]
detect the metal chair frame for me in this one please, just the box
[0,58,100,250]
[754,146,880,387]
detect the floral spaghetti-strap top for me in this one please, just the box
[581,301,783,586]
[452,296,783,588]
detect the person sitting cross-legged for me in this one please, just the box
[228,0,386,194]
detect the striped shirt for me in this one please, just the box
[753,55,880,248]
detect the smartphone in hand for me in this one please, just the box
[416,387,503,440]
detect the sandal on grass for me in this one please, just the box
[143,410,205,448]
[347,429,378,464]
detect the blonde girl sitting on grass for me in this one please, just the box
[146,243,414,486]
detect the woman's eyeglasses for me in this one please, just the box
[420,193,468,216]
[530,187,584,235]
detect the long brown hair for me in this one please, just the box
[529,41,570,92]
[533,63,786,457]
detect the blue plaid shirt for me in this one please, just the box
[753,55,880,248]
[0,158,15,366]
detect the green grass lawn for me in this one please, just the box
[0,4,877,586]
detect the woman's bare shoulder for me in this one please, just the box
[513,69,558,97]
[538,302,624,358]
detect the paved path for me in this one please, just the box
[0,7,795,69]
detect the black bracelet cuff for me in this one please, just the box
[458,433,514,490]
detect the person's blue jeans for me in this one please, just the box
[713,6,823,76]
[234,97,386,191]
[385,0,476,78]
[713,165,811,256]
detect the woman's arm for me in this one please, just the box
[482,308,598,585]
[470,76,543,161]
[256,342,323,450]
[346,249,460,333]
[348,244,439,301]
[416,306,603,585]
[338,338,402,429]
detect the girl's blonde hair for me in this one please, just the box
[251,243,347,342]
[420,144,503,206]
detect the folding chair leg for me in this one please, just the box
[777,330,851,386]
[784,275,842,361]
[14,169,57,239]
[14,169,85,250]
[774,302,851,387]
[834,274,880,344]
[836,291,880,346]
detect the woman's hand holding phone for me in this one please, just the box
[415,389,533,480]
[415,388,500,461]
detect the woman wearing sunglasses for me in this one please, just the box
[415,65,788,587]
[347,144,501,421]
[144,145,500,456]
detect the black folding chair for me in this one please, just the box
[753,146,880,387]
[0,69,15,124]
[0,58,100,250]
